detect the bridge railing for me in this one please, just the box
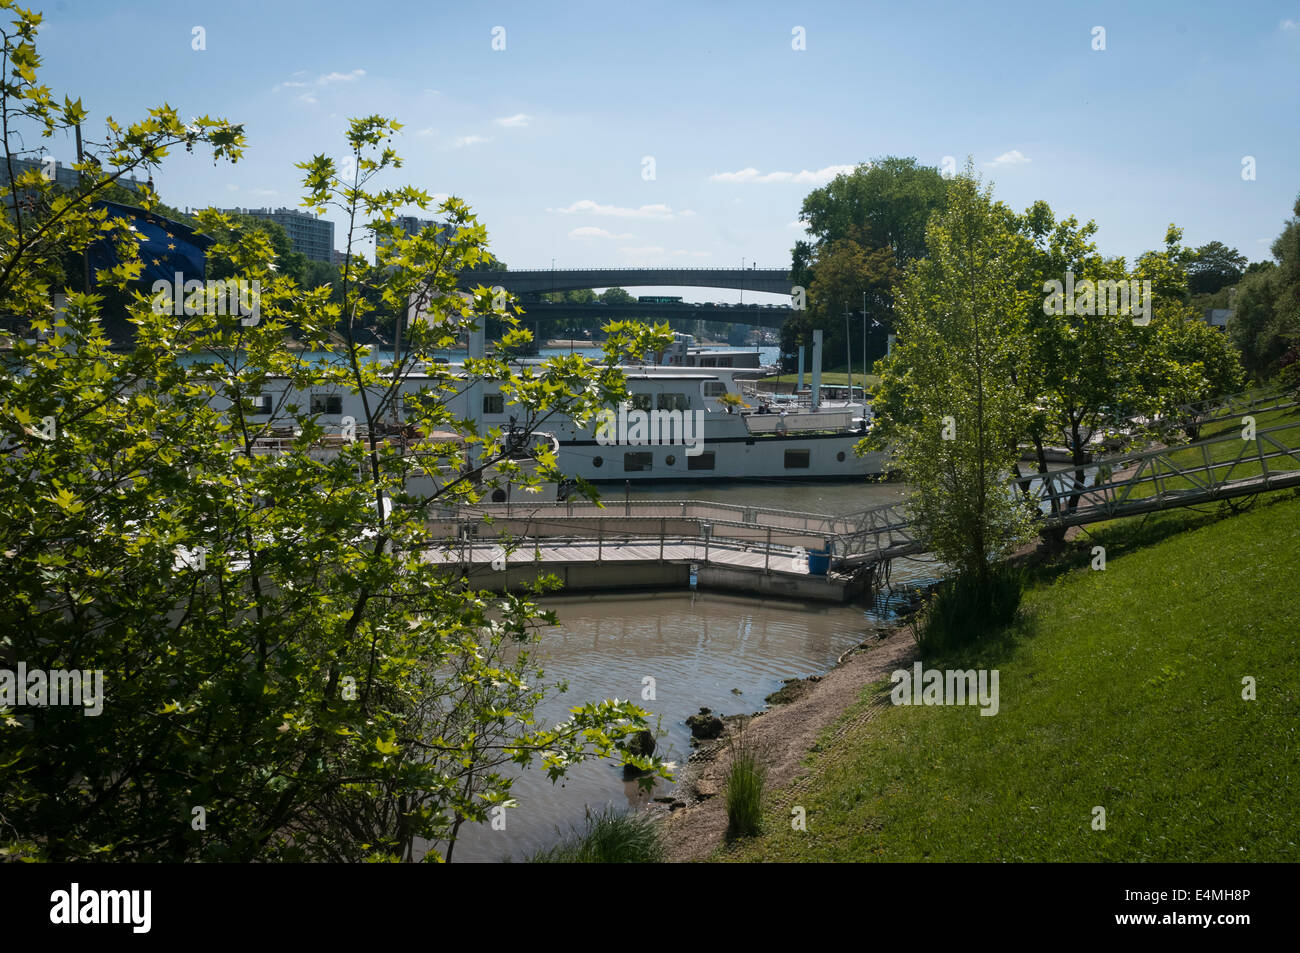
[1025,418,1300,525]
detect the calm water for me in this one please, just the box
[439,590,886,862]
[433,477,937,863]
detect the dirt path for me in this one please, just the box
[657,626,917,863]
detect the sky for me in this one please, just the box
[29,0,1300,303]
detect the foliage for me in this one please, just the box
[723,720,765,841]
[909,565,1024,655]
[599,287,634,304]
[1228,195,1300,380]
[864,166,1036,587]
[0,4,672,862]
[793,156,949,280]
[528,805,664,863]
[1186,240,1247,296]
[780,237,897,369]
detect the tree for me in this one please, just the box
[864,168,1035,592]
[0,5,670,862]
[794,157,949,279]
[599,286,634,304]
[1186,240,1247,296]
[785,238,897,369]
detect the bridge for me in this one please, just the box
[424,391,1300,602]
[514,299,794,330]
[459,267,795,297]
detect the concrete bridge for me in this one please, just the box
[515,299,794,330]
[460,267,795,297]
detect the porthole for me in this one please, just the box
[593,455,603,468]
[837,451,846,462]
[665,454,676,466]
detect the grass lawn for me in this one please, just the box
[715,491,1300,862]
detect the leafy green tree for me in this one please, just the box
[794,157,949,280]
[1187,240,1247,296]
[0,4,670,862]
[599,286,634,304]
[864,168,1035,590]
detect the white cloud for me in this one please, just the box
[984,149,1031,168]
[494,113,531,128]
[416,127,437,138]
[451,135,491,148]
[274,68,365,95]
[709,164,854,185]
[1282,19,1298,30]
[547,199,680,220]
[569,226,635,240]
[787,220,808,229]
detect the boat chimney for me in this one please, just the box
[797,344,805,393]
[810,330,822,411]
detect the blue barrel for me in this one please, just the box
[808,547,830,576]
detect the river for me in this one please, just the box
[435,477,939,863]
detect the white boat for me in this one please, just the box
[223,361,887,484]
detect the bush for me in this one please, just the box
[911,565,1025,656]
[724,724,766,840]
[529,806,664,863]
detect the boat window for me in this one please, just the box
[687,452,716,471]
[244,394,272,415]
[702,381,727,397]
[623,452,654,472]
[483,393,504,415]
[657,393,691,412]
[310,394,343,415]
[629,393,652,412]
[784,449,811,469]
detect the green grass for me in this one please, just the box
[529,806,664,863]
[715,492,1300,862]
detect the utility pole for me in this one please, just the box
[844,303,853,397]
[861,290,867,401]
[740,257,745,305]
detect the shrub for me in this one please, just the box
[724,723,766,840]
[912,565,1025,656]
[529,806,664,863]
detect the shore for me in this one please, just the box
[655,623,917,862]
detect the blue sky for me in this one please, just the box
[32,0,1300,302]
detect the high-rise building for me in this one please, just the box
[0,156,147,193]
[221,207,335,263]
